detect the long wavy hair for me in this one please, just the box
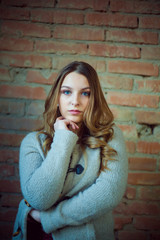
[38,61,116,173]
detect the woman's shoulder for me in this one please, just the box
[21,131,37,143]
[20,131,46,148]
[109,124,126,149]
[112,124,124,139]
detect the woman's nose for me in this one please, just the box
[71,93,79,106]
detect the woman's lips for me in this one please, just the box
[69,110,81,115]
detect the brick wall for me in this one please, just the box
[0,0,160,239]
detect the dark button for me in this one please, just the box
[68,164,84,175]
[13,227,21,237]
[24,199,31,207]
[75,164,84,174]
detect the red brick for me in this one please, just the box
[0,133,24,147]
[0,209,17,222]
[106,29,158,45]
[57,0,109,11]
[139,187,160,201]
[0,67,11,81]
[128,173,160,186]
[125,141,136,154]
[139,16,160,29]
[134,217,160,230]
[115,201,160,216]
[27,102,44,116]
[100,75,133,90]
[135,111,160,125]
[86,60,106,73]
[0,116,43,131]
[136,80,160,93]
[0,53,51,68]
[57,0,93,9]
[2,0,55,7]
[52,56,106,72]
[114,217,132,230]
[137,141,160,154]
[110,107,133,121]
[53,10,84,24]
[110,0,133,13]
[0,149,19,163]
[53,25,104,41]
[108,60,159,77]
[0,164,15,177]
[0,6,29,20]
[107,92,159,108]
[110,0,160,14]
[0,85,46,100]
[31,9,54,23]
[118,230,147,240]
[86,13,137,28]
[2,20,51,38]
[89,44,140,58]
[1,194,22,208]
[125,187,136,199]
[118,125,137,139]
[0,37,33,51]
[93,0,109,11]
[0,180,20,193]
[35,40,87,54]
[29,0,56,7]
[129,157,157,171]
[26,70,57,85]
[0,100,25,115]
[141,47,160,60]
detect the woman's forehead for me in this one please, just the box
[61,72,90,89]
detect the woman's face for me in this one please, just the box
[58,72,90,124]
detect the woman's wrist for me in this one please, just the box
[29,209,41,223]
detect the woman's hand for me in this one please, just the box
[29,209,41,223]
[54,116,79,133]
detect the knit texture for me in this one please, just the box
[13,125,128,240]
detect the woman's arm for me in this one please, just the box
[40,127,128,233]
[20,129,78,211]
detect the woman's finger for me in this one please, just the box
[54,117,79,132]
[56,116,64,122]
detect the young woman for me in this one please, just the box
[13,61,128,240]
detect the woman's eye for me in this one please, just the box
[82,91,90,96]
[62,90,71,95]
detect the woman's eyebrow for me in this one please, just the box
[61,86,71,89]
[82,87,91,90]
[61,86,90,90]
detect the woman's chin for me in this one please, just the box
[67,116,83,124]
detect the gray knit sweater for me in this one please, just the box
[13,126,128,240]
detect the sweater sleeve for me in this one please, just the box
[19,130,78,211]
[40,127,128,233]
[53,223,96,240]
